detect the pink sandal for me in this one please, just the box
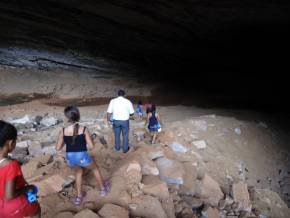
[73,191,86,205]
[100,180,110,197]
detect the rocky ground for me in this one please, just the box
[1,67,290,218]
[1,100,290,218]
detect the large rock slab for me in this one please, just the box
[74,209,100,218]
[195,174,224,207]
[252,189,290,218]
[129,195,167,218]
[98,203,129,218]
[155,157,185,185]
[33,174,66,196]
[232,182,252,212]
[21,160,42,179]
[169,142,188,153]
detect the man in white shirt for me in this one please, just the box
[107,90,134,153]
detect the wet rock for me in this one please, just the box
[129,195,167,218]
[74,209,100,218]
[192,140,207,149]
[251,189,290,218]
[40,116,58,127]
[169,142,188,153]
[98,203,129,218]
[232,182,252,212]
[155,157,185,185]
[195,174,224,207]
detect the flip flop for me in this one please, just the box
[100,180,110,196]
[73,191,86,205]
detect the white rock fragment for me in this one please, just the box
[234,127,241,135]
[192,140,207,149]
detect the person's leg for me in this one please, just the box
[86,161,104,190]
[152,132,157,144]
[121,120,129,153]
[113,120,121,151]
[75,166,83,197]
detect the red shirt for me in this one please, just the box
[0,160,26,199]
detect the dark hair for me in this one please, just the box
[151,104,156,113]
[138,100,142,105]
[0,120,17,148]
[118,89,125,96]
[64,105,80,144]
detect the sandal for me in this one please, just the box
[73,191,86,205]
[100,180,110,197]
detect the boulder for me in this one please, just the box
[34,115,43,125]
[139,154,159,176]
[155,157,185,185]
[40,116,58,127]
[32,154,53,165]
[74,209,100,218]
[251,189,290,218]
[179,162,198,196]
[10,115,32,124]
[33,174,67,196]
[21,160,42,179]
[169,142,188,153]
[98,203,129,218]
[136,146,164,160]
[129,195,167,218]
[232,182,252,212]
[42,145,57,156]
[9,146,29,163]
[202,207,220,218]
[55,212,75,218]
[195,174,224,207]
[126,161,143,197]
[142,179,170,200]
[133,128,146,142]
[28,141,43,156]
[16,140,31,148]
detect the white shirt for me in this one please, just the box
[107,96,134,121]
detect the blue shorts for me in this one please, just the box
[148,123,161,132]
[66,151,93,167]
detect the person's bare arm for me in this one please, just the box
[107,113,112,123]
[85,128,94,150]
[145,113,150,126]
[55,130,65,151]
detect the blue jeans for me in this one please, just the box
[113,120,129,153]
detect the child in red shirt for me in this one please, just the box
[0,120,40,218]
